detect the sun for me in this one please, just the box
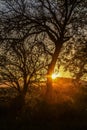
[52,73,60,79]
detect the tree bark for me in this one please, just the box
[46,42,63,102]
[11,84,28,111]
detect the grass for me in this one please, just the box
[0,78,87,130]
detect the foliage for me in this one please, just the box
[58,36,87,80]
[0,0,87,93]
[0,38,48,95]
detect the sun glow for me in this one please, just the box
[52,73,60,79]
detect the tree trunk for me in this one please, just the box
[11,84,28,112]
[46,42,63,102]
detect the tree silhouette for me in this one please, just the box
[59,36,87,81]
[0,0,87,97]
[0,37,49,105]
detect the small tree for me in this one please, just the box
[0,37,48,105]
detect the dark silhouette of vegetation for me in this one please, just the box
[0,1,87,126]
[0,78,87,130]
[58,36,87,81]
[0,0,87,96]
[0,38,49,106]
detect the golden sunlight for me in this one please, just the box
[52,73,60,79]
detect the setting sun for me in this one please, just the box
[52,73,60,79]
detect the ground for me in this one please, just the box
[0,78,87,130]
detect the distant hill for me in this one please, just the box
[54,77,87,87]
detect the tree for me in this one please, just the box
[0,36,49,106]
[58,36,87,81]
[0,0,87,97]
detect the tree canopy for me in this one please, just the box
[0,0,87,96]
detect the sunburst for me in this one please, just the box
[51,73,60,79]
